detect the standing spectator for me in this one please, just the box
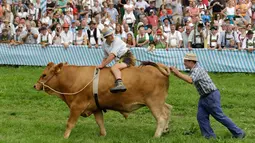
[188,22,205,49]
[170,53,246,139]
[0,28,11,43]
[136,25,149,47]
[196,0,207,15]
[92,1,102,14]
[87,20,101,48]
[221,0,235,24]
[10,28,23,46]
[188,0,200,23]
[60,23,73,48]
[73,26,87,46]
[218,24,240,50]
[147,9,158,27]
[242,30,255,52]
[161,18,171,35]
[38,26,53,48]
[207,26,219,49]
[166,24,182,49]
[107,1,119,23]
[52,24,62,45]
[0,18,15,36]
[182,26,192,48]
[21,22,39,44]
[209,0,225,21]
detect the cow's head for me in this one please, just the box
[34,62,64,92]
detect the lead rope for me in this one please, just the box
[40,68,98,95]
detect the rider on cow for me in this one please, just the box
[97,27,135,93]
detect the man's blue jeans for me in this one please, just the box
[197,90,244,138]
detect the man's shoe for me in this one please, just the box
[110,80,127,93]
[233,132,246,139]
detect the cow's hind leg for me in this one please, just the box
[163,103,172,134]
[94,110,106,136]
[64,108,83,139]
[148,103,167,138]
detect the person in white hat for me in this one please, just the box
[170,53,245,139]
[97,27,135,93]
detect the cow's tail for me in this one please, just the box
[140,61,170,77]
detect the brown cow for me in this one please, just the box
[34,62,172,138]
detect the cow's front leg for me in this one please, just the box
[64,109,82,139]
[94,110,106,136]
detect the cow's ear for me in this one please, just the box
[47,62,55,68]
[55,63,64,74]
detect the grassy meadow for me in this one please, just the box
[0,66,254,143]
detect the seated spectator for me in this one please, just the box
[188,0,200,23]
[201,10,211,24]
[73,26,87,46]
[166,24,182,48]
[154,28,167,49]
[20,22,39,44]
[159,4,167,17]
[10,28,23,46]
[142,17,152,35]
[171,0,183,24]
[136,25,149,47]
[0,28,11,43]
[60,23,73,48]
[144,0,157,16]
[38,26,53,48]
[160,9,173,25]
[115,24,123,39]
[125,32,136,48]
[122,23,134,42]
[17,7,28,19]
[207,26,219,49]
[242,30,255,52]
[197,0,207,15]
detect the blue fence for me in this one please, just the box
[0,44,255,73]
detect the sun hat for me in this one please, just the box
[102,27,114,38]
[183,53,198,62]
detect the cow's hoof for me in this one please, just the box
[162,128,170,134]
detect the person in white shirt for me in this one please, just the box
[166,24,183,49]
[60,23,73,48]
[38,26,53,48]
[123,9,136,32]
[97,27,135,93]
[207,26,219,49]
[242,30,255,53]
[74,26,87,45]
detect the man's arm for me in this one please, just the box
[98,53,115,68]
[170,67,193,84]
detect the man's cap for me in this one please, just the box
[210,26,218,30]
[102,27,114,38]
[184,53,198,62]
[247,30,254,35]
[62,23,69,28]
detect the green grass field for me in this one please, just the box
[0,66,254,143]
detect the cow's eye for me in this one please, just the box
[42,74,46,78]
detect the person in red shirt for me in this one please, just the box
[147,10,159,27]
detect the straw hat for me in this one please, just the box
[102,27,114,38]
[183,53,198,62]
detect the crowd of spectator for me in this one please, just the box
[0,0,255,52]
